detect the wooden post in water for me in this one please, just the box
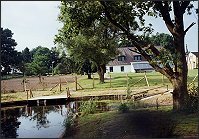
[75,76,77,91]
[144,71,149,87]
[92,75,95,89]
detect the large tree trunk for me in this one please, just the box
[171,34,189,111]
[171,77,188,111]
[97,64,105,83]
[100,1,192,111]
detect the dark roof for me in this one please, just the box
[191,52,198,57]
[107,46,162,66]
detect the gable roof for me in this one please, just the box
[191,52,198,57]
[107,47,137,66]
[107,46,163,66]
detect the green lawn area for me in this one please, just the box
[64,105,198,138]
[67,69,198,92]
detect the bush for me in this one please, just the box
[63,113,75,129]
[118,103,129,113]
[79,99,97,116]
[186,85,198,113]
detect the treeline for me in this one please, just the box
[1,27,97,77]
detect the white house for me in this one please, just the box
[186,52,198,69]
[106,47,155,73]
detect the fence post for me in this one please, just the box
[162,74,164,85]
[93,75,95,89]
[59,78,61,91]
[110,75,112,88]
[75,76,77,91]
[26,90,28,101]
[126,74,129,87]
[144,71,149,87]
[67,87,70,98]
[156,98,159,110]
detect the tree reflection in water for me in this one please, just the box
[1,108,21,138]
[1,104,71,138]
[1,101,107,138]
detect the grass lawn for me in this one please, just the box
[1,69,198,102]
[68,69,198,91]
[64,106,198,139]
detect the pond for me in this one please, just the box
[1,101,110,138]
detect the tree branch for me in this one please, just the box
[154,1,175,34]
[100,1,128,35]
[184,22,196,34]
[128,48,141,54]
[148,44,160,56]
[180,1,190,14]
[101,1,175,79]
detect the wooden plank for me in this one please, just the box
[49,83,59,91]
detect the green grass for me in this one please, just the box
[67,106,198,138]
[67,69,198,92]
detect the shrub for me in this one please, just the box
[79,99,97,116]
[63,113,74,129]
[118,103,129,113]
[186,85,198,113]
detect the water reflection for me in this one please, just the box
[1,101,109,138]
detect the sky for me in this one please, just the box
[1,1,198,52]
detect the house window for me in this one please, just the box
[118,56,125,61]
[110,67,113,72]
[134,55,142,61]
[121,66,124,72]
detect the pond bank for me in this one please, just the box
[62,106,198,139]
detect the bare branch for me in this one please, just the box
[184,22,196,34]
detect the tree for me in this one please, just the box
[55,2,119,83]
[54,54,77,75]
[25,46,52,75]
[58,1,196,111]
[22,47,32,63]
[149,33,173,47]
[1,28,18,75]
[101,1,196,111]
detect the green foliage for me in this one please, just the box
[63,112,75,129]
[22,47,32,63]
[118,103,129,113]
[55,2,120,82]
[186,85,199,113]
[79,99,97,116]
[25,46,52,75]
[1,28,22,75]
